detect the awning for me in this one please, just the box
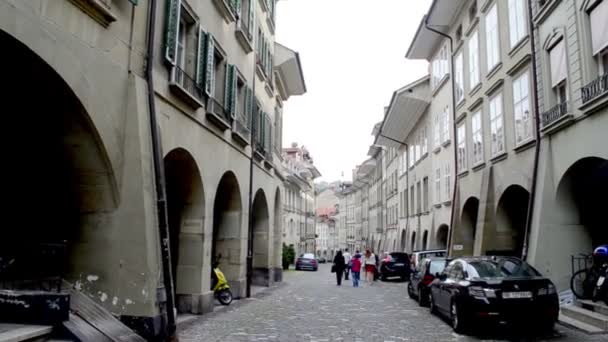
[357,158,376,178]
[274,43,306,101]
[367,145,381,157]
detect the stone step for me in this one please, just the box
[561,304,608,330]
[577,299,608,316]
[559,313,605,334]
[0,324,52,342]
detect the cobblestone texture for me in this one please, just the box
[179,264,608,342]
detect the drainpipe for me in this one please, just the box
[521,0,542,261]
[424,16,458,256]
[246,56,257,298]
[144,0,177,339]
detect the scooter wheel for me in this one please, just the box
[217,289,233,305]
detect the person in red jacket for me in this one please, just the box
[350,252,362,287]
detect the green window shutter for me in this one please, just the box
[230,70,237,119]
[164,0,181,65]
[260,112,266,149]
[248,0,255,38]
[224,64,234,115]
[265,114,272,152]
[244,87,252,127]
[196,27,207,87]
[252,104,259,143]
[204,35,215,97]
[235,0,242,18]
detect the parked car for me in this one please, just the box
[410,249,447,270]
[295,253,318,271]
[379,252,411,281]
[408,257,449,306]
[317,256,327,264]
[429,256,559,334]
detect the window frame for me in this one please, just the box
[443,163,451,202]
[455,52,464,103]
[468,30,480,90]
[508,0,527,48]
[485,3,500,71]
[435,168,441,205]
[471,110,483,165]
[489,93,505,156]
[512,71,533,145]
[457,122,467,173]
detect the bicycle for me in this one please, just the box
[570,253,607,301]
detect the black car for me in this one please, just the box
[379,252,411,281]
[408,257,449,306]
[429,256,559,334]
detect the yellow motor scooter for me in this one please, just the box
[212,260,232,305]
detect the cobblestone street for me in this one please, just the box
[178,264,607,342]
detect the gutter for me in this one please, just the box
[521,0,542,261]
[144,0,177,338]
[423,13,458,257]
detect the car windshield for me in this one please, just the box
[467,259,541,278]
[302,253,315,259]
[429,260,446,275]
[390,253,408,262]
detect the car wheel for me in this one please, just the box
[418,288,427,307]
[451,301,467,334]
[407,282,415,299]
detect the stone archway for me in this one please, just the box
[0,30,117,294]
[252,189,271,286]
[410,232,417,252]
[212,172,243,294]
[400,230,407,252]
[422,230,429,251]
[435,224,449,250]
[164,148,205,313]
[492,185,530,256]
[273,188,283,282]
[555,157,608,254]
[459,197,480,255]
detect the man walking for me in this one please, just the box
[343,248,352,280]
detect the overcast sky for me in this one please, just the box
[275,0,432,182]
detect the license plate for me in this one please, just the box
[503,291,532,299]
[394,263,405,266]
[598,276,605,286]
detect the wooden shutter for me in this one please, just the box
[248,0,255,38]
[245,87,253,129]
[224,64,234,115]
[204,35,215,97]
[230,67,237,118]
[252,103,259,143]
[196,27,207,87]
[234,0,242,19]
[264,113,272,152]
[164,0,181,65]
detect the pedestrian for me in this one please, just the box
[332,250,346,286]
[343,248,352,280]
[363,249,376,285]
[351,252,362,287]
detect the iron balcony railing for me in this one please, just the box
[541,101,569,128]
[581,73,608,104]
[0,242,66,292]
[172,65,205,103]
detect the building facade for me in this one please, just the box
[0,0,305,339]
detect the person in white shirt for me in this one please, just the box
[363,249,376,286]
[342,249,352,280]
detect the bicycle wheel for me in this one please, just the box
[571,269,597,300]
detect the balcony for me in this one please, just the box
[581,73,608,105]
[206,97,231,130]
[169,65,205,107]
[540,101,570,129]
[231,117,251,146]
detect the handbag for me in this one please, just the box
[331,264,336,273]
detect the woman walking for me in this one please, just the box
[333,250,346,286]
[363,249,376,286]
[351,252,362,287]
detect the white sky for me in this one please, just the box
[276,0,432,182]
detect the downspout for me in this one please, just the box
[522,0,541,261]
[246,61,257,297]
[424,16,458,256]
[144,0,177,338]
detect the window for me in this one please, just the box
[457,123,467,172]
[456,25,463,42]
[434,112,441,148]
[455,52,464,103]
[404,189,409,217]
[410,185,415,216]
[423,177,429,212]
[415,135,421,162]
[590,0,608,60]
[441,106,450,143]
[435,168,441,204]
[508,0,527,48]
[468,31,480,89]
[485,4,500,71]
[421,127,428,155]
[274,106,283,152]
[416,181,422,214]
[471,110,483,165]
[469,0,477,21]
[213,44,227,106]
[409,145,415,168]
[431,45,450,88]
[489,93,505,156]
[601,49,608,75]
[444,164,451,202]
[513,72,532,144]
[549,40,567,103]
